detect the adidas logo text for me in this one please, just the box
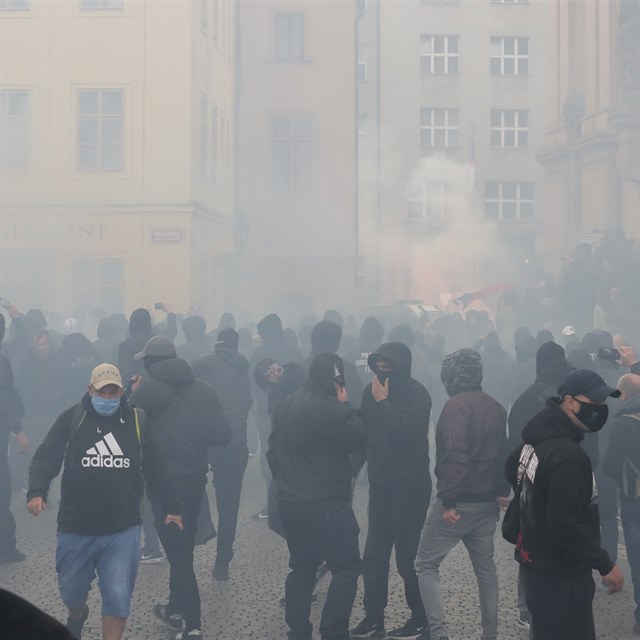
[82,432,131,469]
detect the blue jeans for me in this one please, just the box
[415,499,499,640]
[56,525,141,618]
[619,493,640,625]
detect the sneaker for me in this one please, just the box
[140,549,165,563]
[350,618,386,638]
[251,508,268,520]
[279,593,318,608]
[176,630,202,639]
[517,616,531,631]
[66,605,88,640]
[153,603,183,631]
[0,548,26,564]
[387,619,429,639]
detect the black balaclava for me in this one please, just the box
[129,308,153,337]
[310,320,342,356]
[257,314,283,344]
[216,327,239,351]
[182,315,207,342]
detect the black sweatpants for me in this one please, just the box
[522,568,596,640]
[279,499,361,640]
[361,483,431,625]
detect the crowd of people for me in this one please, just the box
[0,255,639,640]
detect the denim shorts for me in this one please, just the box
[56,525,141,618]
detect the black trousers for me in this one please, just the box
[150,475,205,631]
[522,568,596,640]
[0,453,17,557]
[361,483,431,624]
[209,442,249,563]
[279,500,361,640]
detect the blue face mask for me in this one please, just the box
[91,395,121,417]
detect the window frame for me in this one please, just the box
[408,180,461,223]
[420,107,460,149]
[490,108,529,148]
[78,0,123,10]
[274,13,305,62]
[272,113,312,193]
[420,34,459,75]
[490,36,529,76]
[484,180,535,221]
[71,257,124,313]
[0,0,31,10]
[0,89,31,173]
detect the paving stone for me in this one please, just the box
[1,456,636,639]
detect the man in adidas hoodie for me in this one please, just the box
[129,336,232,640]
[505,369,625,640]
[27,363,182,640]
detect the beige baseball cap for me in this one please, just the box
[90,363,123,390]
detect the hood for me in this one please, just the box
[129,308,152,337]
[96,317,118,340]
[616,394,640,417]
[368,342,412,382]
[305,352,343,397]
[182,315,207,341]
[257,314,283,343]
[149,357,196,388]
[567,348,596,372]
[536,341,570,378]
[388,324,415,348]
[25,308,47,332]
[215,327,239,351]
[514,328,536,363]
[310,320,342,356]
[62,332,100,358]
[218,312,236,330]
[358,316,384,350]
[522,397,584,444]
[323,309,344,327]
[440,347,482,396]
[535,330,555,350]
[580,332,600,354]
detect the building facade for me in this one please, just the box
[538,0,639,271]
[0,0,235,322]
[357,0,548,304]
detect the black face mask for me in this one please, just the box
[376,371,391,385]
[572,398,609,432]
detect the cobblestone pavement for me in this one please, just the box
[1,456,637,640]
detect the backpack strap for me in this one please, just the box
[67,402,88,442]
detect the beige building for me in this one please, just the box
[234,0,357,318]
[538,0,639,271]
[0,0,235,323]
[357,0,549,303]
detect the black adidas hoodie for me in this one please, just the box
[27,394,181,536]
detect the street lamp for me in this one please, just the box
[233,213,250,256]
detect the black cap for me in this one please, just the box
[557,369,621,402]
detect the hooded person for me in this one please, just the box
[93,316,121,363]
[58,332,102,407]
[249,314,304,518]
[504,370,625,640]
[414,347,509,640]
[267,353,366,640]
[117,309,155,385]
[475,331,512,407]
[388,323,431,394]
[344,316,385,388]
[177,316,213,365]
[350,342,432,640]
[303,320,364,408]
[503,328,538,407]
[130,336,232,639]
[191,328,253,580]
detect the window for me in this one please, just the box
[79,0,123,9]
[358,114,368,154]
[358,44,368,81]
[484,181,535,220]
[490,36,528,75]
[420,108,459,148]
[201,0,208,29]
[408,180,460,222]
[420,35,459,74]
[72,258,124,312]
[0,0,30,9]
[275,14,304,61]
[491,0,528,3]
[199,95,207,179]
[210,104,218,187]
[273,114,311,193]
[0,90,30,172]
[77,89,123,171]
[490,109,528,147]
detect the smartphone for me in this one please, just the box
[598,347,621,363]
[333,362,345,387]
[154,302,165,311]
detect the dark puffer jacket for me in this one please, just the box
[436,348,509,508]
[359,342,432,491]
[130,357,231,478]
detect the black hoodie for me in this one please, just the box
[117,309,154,383]
[27,394,181,535]
[268,353,366,504]
[360,342,432,490]
[505,398,613,575]
[130,358,232,478]
[177,316,214,365]
[344,316,385,388]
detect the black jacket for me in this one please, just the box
[27,395,181,536]
[268,354,366,505]
[192,348,252,446]
[603,394,640,498]
[505,398,613,575]
[0,352,23,453]
[359,342,432,491]
[130,357,232,478]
